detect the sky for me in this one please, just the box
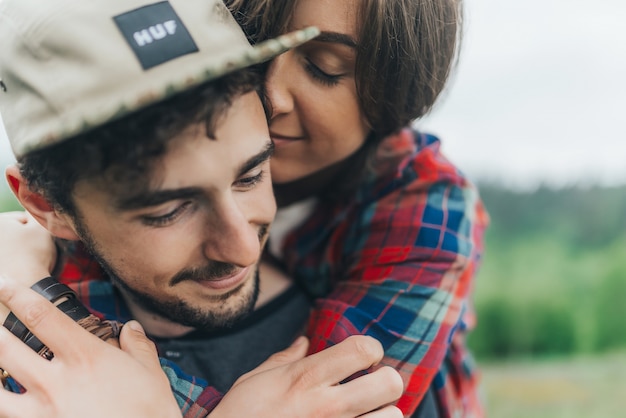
[1,0,625,191]
[416,0,626,189]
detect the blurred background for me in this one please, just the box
[415,0,626,416]
[1,0,625,416]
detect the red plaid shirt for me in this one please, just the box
[278,129,488,417]
[55,128,488,417]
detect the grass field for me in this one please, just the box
[480,351,626,417]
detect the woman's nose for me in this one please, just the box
[265,53,295,118]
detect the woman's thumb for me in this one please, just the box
[118,320,160,370]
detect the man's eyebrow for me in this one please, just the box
[237,140,274,177]
[314,31,357,48]
[115,188,203,211]
[114,141,274,211]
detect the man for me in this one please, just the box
[0,0,403,416]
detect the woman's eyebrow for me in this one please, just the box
[315,31,357,48]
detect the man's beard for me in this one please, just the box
[74,221,260,332]
[108,264,260,331]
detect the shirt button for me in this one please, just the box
[164,350,182,359]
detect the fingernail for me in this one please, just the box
[126,320,145,335]
[292,336,307,347]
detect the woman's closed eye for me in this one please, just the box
[304,59,343,87]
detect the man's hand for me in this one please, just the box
[0,275,182,418]
[213,335,404,418]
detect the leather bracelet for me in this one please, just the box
[2,276,76,339]
[8,315,120,362]
[2,277,89,341]
[2,277,122,361]
[3,312,29,340]
[30,276,75,303]
[3,280,93,358]
[22,331,46,356]
[55,298,92,322]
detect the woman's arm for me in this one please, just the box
[0,276,403,418]
[0,276,182,417]
[287,131,489,415]
[0,211,57,323]
[0,212,403,418]
[0,211,56,281]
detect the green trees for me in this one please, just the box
[470,184,626,359]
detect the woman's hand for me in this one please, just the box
[0,211,56,283]
[0,276,402,418]
[213,335,404,418]
[0,275,182,418]
[0,211,57,320]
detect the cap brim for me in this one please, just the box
[71,26,321,145]
[9,26,319,157]
[221,26,320,77]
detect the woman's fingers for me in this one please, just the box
[118,320,160,371]
[359,405,404,418]
[235,336,309,383]
[0,275,88,359]
[0,388,40,418]
[336,366,404,416]
[218,336,403,418]
[0,278,182,418]
[292,335,385,385]
[0,326,49,391]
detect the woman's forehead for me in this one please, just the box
[290,0,360,39]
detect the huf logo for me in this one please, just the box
[133,20,177,47]
[114,1,198,70]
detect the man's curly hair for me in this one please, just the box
[18,68,267,218]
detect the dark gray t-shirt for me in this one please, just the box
[153,285,311,393]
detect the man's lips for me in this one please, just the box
[194,266,251,291]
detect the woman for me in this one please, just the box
[229,0,488,416]
[2,0,486,416]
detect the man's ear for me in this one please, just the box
[5,165,80,241]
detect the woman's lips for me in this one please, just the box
[195,266,250,291]
[270,133,305,148]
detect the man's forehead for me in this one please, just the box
[71,90,273,211]
[108,138,274,211]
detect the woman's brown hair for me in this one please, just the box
[226,0,463,139]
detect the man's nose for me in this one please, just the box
[201,201,262,268]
